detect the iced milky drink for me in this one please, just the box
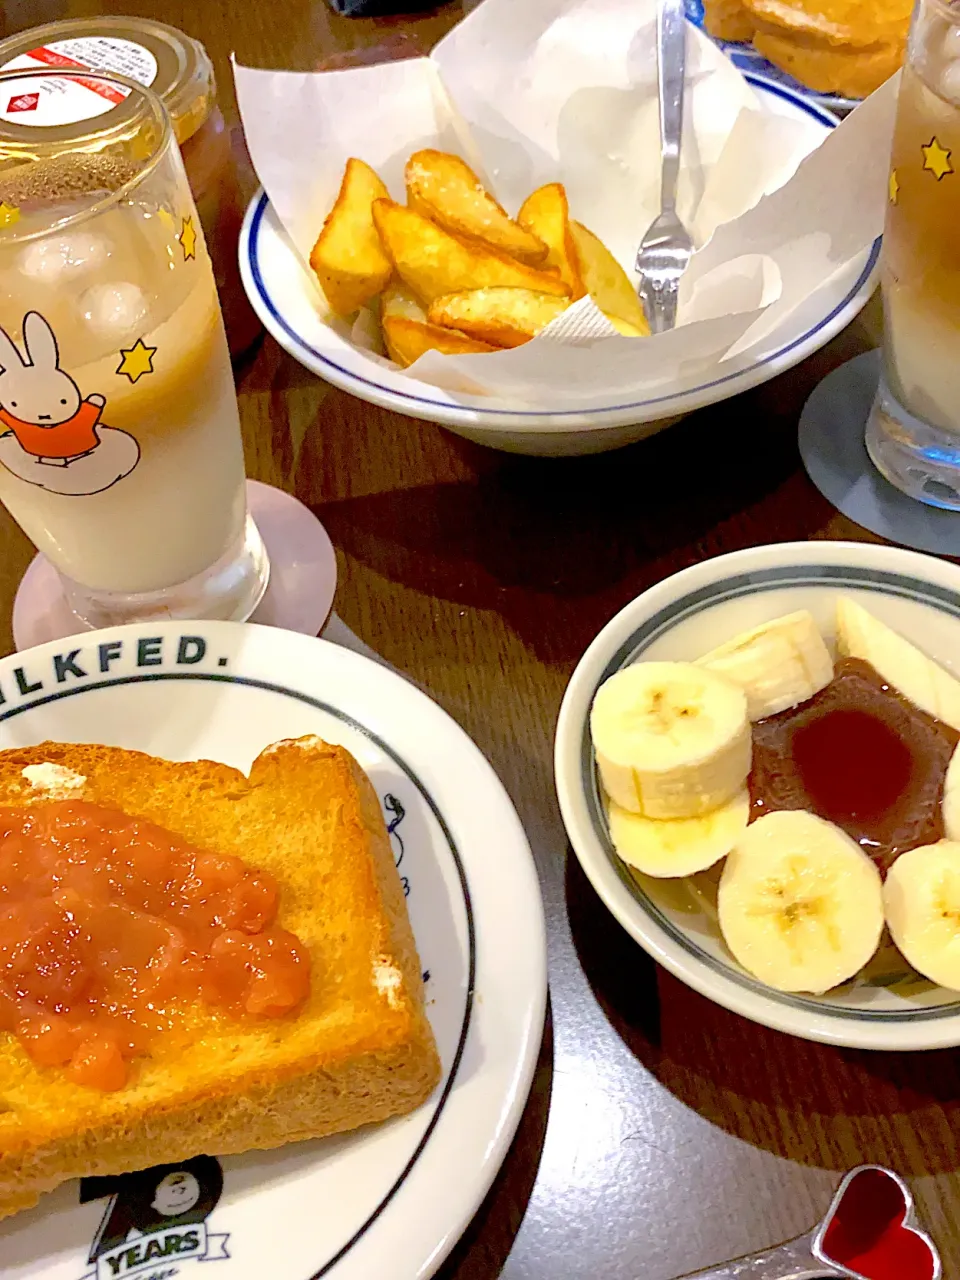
[0,66,267,626]
[0,155,247,593]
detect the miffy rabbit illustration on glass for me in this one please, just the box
[0,311,140,496]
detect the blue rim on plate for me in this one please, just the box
[240,73,880,425]
[578,563,960,1025]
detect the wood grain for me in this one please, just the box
[1,3,957,1276]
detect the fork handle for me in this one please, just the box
[657,0,686,213]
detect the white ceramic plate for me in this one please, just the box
[0,623,546,1280]
[239,75,879,456]
[555,541,960,1052]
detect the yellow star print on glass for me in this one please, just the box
[179,216,198,261]
[116,338,158,383]
[921,136,953,180]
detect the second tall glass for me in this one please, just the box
[867,0,960,509]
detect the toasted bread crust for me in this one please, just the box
[0,739,440,1218]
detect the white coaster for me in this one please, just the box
[12,480,338,651]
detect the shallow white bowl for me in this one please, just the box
[239,75,878,457]
[555,541,960,1050]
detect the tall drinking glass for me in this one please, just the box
[0,67,269,626]
[867,0,960,509]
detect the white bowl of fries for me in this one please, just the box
[234,0,888,456]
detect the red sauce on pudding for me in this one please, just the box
[0,800,309,1091]
[750,658,958,872]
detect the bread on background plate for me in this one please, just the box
[751,25,905,97]
[704,0,910,98]
[703,0,756,42]
[743,0,912,50]
[0,737,441,1220]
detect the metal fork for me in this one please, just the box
[636,0,695,334]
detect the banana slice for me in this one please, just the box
[944,745,960,841]
[590,662,751,819]
[836,596,960,732]
[606,789,750,878]
[718,810,884,993]
[696,610,834,721]
[884,840,960,989]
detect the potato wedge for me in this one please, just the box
[405,149,547,265]
[569,221,650,336]
[428,287,570,348]
[310,158,392,316]
[381,280,428,323]
[372,199,570,305]
[382,316,497,367]
[517,183,585,300]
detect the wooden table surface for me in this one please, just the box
[1,1,957,1276]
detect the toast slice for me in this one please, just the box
[0,738,441,1219]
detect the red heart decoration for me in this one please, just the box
[816,1167,939,1280]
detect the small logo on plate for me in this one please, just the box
[77,1156,229,1280]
